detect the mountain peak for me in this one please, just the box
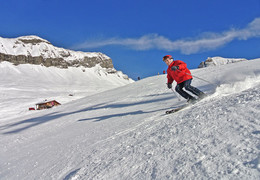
[17,35,51,44]
[198,56,248,68]
[0,35,114,69]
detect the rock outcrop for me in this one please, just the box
[0,35,114,69]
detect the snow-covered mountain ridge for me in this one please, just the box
[0,35,114,69]
[0,36,134,119]
[0,59,260,179]
[198,56,260,68]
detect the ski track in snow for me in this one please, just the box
[0,59,260,179]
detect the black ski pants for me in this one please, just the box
[175,79,203,99]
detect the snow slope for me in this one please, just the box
[0,61,133,122]
[0,59,260,179]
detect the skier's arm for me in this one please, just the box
[175,60,187,70]
[167,73,174,84]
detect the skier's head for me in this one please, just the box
[163,55,173,66]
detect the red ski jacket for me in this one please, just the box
[167,60,192,84]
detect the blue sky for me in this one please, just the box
[1,0,260,80]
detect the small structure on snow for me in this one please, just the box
[36,100,61,110]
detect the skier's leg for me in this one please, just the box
[184,79,206,98]
[175,82,194,100]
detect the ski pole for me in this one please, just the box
[171,87,181,101]
[166,83,181,101]
[177,69,220,87]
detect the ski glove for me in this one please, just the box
[167,83,172,89]
[171,66,179,71]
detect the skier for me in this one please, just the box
[163,55,206,103]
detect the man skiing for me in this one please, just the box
[163,55,206,103]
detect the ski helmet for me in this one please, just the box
[163,55,173,61]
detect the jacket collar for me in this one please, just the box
[169,61,175,67]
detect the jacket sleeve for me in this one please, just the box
[175,60,187,70]
[167,70,174,84]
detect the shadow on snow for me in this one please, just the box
[0,94,176,134]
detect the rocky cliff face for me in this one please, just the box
[0,36,114,69]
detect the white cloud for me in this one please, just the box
[72,17,260,54]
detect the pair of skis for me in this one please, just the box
[165,104,189,114]
[165,97,203,114]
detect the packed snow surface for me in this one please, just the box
[0,59,260,179]
[0,62,133,121]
